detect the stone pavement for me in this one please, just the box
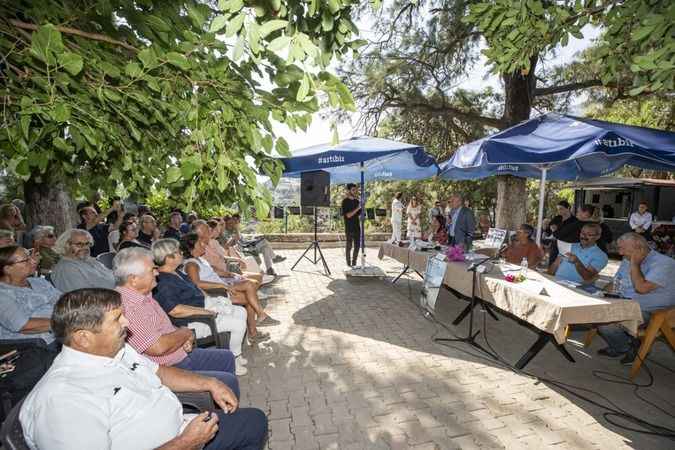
[240,247,675,450]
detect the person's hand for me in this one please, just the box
[564,252,579,264]
[181,327,195,352]
[630,244,649,265]
[178,412,219,448]
[207,378,239,413]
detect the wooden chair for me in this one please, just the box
[630,307,675,379]
[581,308,675,379]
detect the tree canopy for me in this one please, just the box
[340,0,672,228]
[0,0,362,225]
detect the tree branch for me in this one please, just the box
[382,100,505,129]
[534,79,604,96]
[9,19,138,52]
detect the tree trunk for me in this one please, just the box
[24,177,77,235]
[495,56,538,230]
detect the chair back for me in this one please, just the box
[0,398,29,450]
[96,252,116,270]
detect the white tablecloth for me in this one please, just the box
[378,243,642,343]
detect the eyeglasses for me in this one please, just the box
[70,241,93,248]
[8,250,39,265]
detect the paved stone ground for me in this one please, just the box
[240,247,675,450]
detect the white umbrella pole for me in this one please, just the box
[535,167,548,246]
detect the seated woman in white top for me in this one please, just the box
[179,233,279,336]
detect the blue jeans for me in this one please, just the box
[205,408,268,450]
[174,348,239,399]
[597,311,651,353]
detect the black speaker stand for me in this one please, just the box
[291,207,331,276]
[434,266,496,359]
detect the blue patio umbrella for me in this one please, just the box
[281,136,440,268]
[439,113,675,243]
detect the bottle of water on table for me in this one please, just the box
[520,257,528,277]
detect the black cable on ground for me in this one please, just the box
[395,271,675,440]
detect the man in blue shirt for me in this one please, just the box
[598,233,675,364]
[548,223,608,285]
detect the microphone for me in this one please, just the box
[467,242,508,272]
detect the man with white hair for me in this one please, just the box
[598,232,675,364]
[51,229,116,293]
[113,247,240,396]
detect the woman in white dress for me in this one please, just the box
[406,196,422,240]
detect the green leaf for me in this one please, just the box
[167,167,182,184]
[259,20,288,38]
[275,137,290,156]
[217,166,227,191]
[233,35,245,60]
[296,75,310,102]
[58,52,83,75]
[53,137,73,152]
[327,0,340,14]
[166,52,190,70]
[51,103,71,122]
[322,10,334,32]
[225,13,245,37]
[30,24,64,65]
[209,15,228,33]
[146,15,172,33]
[269,35,292,52]
[125,62,143,78]
[138,48,159,69]
[100,61,121,78]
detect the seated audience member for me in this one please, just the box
[164,211,183,240]
[137,214,159,246]
[570,204,613,254]
[597,233,675,364]
[20,288,268,450]
[77,201,123,257]
[0,203,26,246]
[477,214,491,240]
[181,212,198,234]
[223,215,285,276]
[108,212,137,252]
[503,224,544,267]
[0,245,60,347]
[152,239,249,375]
[181,233,278,336]
[51,229,116,293]
[629,201,653,239]
[117,220,149,250]
[113,248,240,395]
[31,225,60,274]
[548,223,608,285]
[425,215,449,245]
[0,228,15,247]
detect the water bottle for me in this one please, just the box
[613,273,623,296]
[520,257,528,277]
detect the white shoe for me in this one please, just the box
[236,355,248,365]
[261,274,275,285]
[235,364,248,376]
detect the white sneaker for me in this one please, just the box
[261,274,275,285]
[236,355,248,365]
[235,364,248,376]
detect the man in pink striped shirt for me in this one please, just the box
[113,247,239,397]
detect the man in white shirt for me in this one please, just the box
[390,192,404,243]
[629,201,653,239]
[20,288,267,450]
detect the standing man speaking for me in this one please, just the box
[342,184,361,267]
[447,193,475,251]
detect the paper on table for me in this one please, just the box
[557,240,572,256]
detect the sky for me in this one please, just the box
[273,23,603,154]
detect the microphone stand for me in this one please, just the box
[434,246,506,359]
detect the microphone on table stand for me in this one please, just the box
[467,242,508,273]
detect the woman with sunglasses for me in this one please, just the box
[0,245,61,347]
[32,226,59,274]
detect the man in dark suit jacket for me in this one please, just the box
[446,194,476,250]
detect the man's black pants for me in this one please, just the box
[345,228,360,266]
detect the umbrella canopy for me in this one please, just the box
[281,136,439,183]
[440,113,675,181]
[438,113,675,245]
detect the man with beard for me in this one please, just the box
[548,223,608,285]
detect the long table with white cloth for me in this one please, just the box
[378,242,643,368]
